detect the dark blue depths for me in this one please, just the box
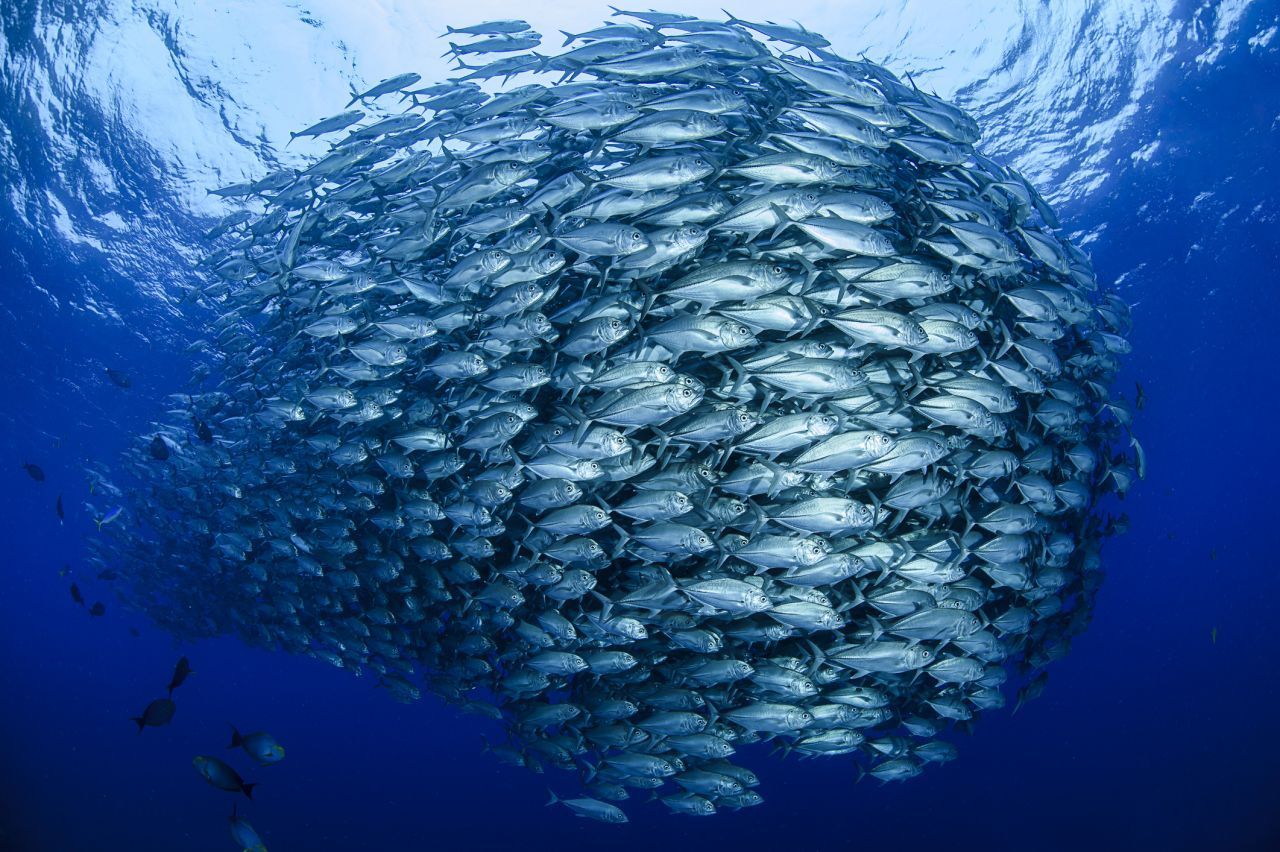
[1,5,1278,852]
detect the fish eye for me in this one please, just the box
[773,266,783,274]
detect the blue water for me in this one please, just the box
[2,2,1278,850]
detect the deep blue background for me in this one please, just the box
[2,4,1278,851]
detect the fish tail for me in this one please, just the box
[228,723,244,749]
[131,717,145,734]
[241,782,256,800]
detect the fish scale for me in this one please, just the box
[96,10,1138,825]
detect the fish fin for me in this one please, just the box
[645,427,671,459]
[757,458,787,499]
[995,319,1013,359]
[766,205,794,242]
[241,783,256,800]
[610,524,631,560]
[132,717,145,734]
[228,724,243,749]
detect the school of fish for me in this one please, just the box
[93,10,1141,821]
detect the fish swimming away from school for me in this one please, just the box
[90,10,1140,820]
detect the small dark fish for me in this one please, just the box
[105,367,132,388]
[129,627,141,638]
[95,506,124,531]
[89,602,106,617]
[193,755,256,798]
[1210,549,1217,561]
[194,417,214,444]
[21,462,45,482]
[97,568,119,581]
[228,804,267,851]
[168,657,194,696]
[1210,626,1217,645]
[56,494,64,522]
[1134,380,1145,410]
[69,583,84,606]
[149,436,170,461]
[132,698,176,733]
[229,724,285,765]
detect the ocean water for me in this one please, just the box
[1,1,1278,850]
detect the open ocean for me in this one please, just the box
[1,2,1277,850]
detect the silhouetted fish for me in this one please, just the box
[132,698,175,732]
[167,657,194,696]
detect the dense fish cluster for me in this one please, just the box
[96,10,1140,820]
